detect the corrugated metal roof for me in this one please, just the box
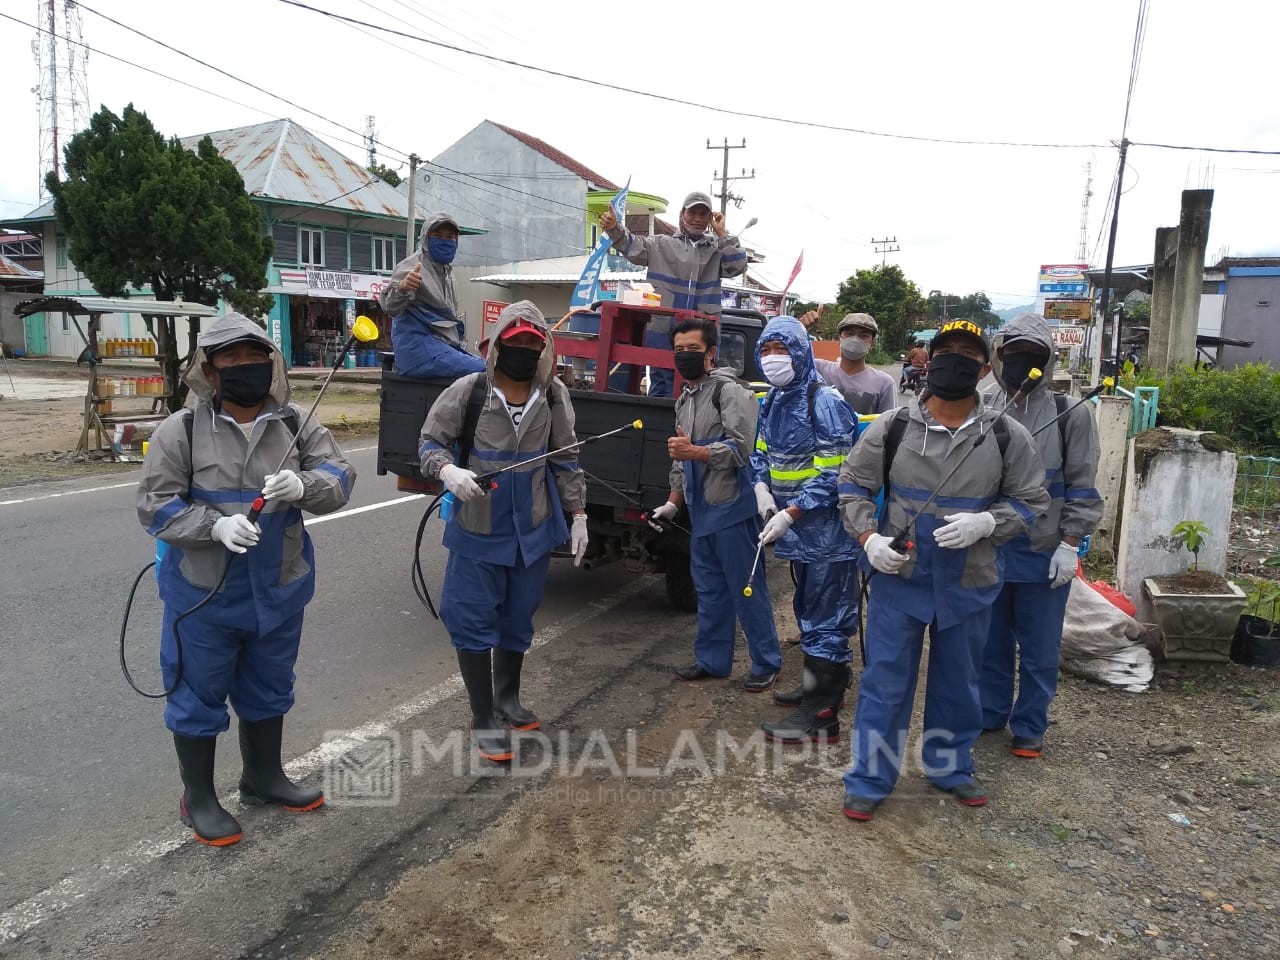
[181,119,411,220]
[0,255,41,280]
[14,296,218,318]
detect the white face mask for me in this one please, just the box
[760,354,796,387]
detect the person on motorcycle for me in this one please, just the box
[901,340,929,392]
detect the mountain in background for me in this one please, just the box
[996,303,1036,322]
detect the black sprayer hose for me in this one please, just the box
[411,491,448,619]
[119,555,231,699]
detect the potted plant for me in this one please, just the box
[1142,520,1247,662]
[1232,556,1280,667]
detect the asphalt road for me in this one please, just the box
[0,443,688,957]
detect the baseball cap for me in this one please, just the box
[682,191,714,212]
[206,335,271,359]
[498,318,548,343]
[930,319,990,361]
[837,312,879,335]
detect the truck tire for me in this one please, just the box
[664,555,698,613]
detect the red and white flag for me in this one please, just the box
[781,249,804,297]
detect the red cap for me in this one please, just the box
[498,319,547,342]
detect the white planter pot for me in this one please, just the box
[1143,577,1247,662]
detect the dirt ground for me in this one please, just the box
[318,605,1280,960]
[0,362,380,486]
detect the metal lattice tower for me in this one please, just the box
[363,115,377,169]
[33,0,89,200]
[1077,161,1093,264]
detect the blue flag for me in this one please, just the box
[571,179,629,308]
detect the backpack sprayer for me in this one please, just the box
[119,317,380,698]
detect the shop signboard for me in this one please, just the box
[482,299,510,336]
[1044,299,1093,321]
[1051,325,1087,347]
[282,268,386,302]
[1038,263,1089,296]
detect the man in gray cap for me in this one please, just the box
[599,191,747,396]
[802,310,897,414]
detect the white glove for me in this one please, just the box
[753,481,777,521]
[571,514,589,567]
[261,469,305,504]
[933,511,997,550]
[211,514,260,554]
[759,510,794,545]
[439,463,483,502]
[864,533,908,575]
[647,501,678,532]
[1048,540,1079,588]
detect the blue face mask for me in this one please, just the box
[427,237,458,264]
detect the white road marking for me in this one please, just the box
[0,574,656,943]
[0,480,139,507]
[303,493,425,525]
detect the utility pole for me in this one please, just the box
[871,236,900,269]
[706,138,754,214]
[1097,139,1128,378]
[405,153,419,251]
[363,115,377,169]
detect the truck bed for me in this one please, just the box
[376,371,678,513]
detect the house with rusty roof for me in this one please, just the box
[0,118,478,362]
[401,120,672,269]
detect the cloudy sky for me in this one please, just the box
[2,0,1277,306]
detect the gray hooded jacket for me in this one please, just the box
[419,301,586,565]
[839,394,1050,594]
[604,222,747,316]
[137,313,354,594]
[987,312,1103,556]
[380,212,463,339]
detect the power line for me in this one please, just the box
[1130,140,1280,157]
[275,0,1109,151]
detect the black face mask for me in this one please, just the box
[674,350,709,381]
[496,344,541,382]
[216,360,273,407]
[1000,352,1049,393]
[926,353,984,401]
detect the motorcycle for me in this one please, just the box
[899,363,925,394]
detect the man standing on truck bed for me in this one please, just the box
[648,316,783,691]
[599,192,748,398]
[419,301,588,763]
[380,211,486,380]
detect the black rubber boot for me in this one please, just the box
[238,715,324,811]
[492,648,540,731]
[174,733,243,847]
[457,649,513,762]
[773,662,851,709]
[761,656,842,744]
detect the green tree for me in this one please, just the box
[48,104,274,409]
[368,162,401,187]
[825,265,927,351]
[926,290,1002,329]
[1127,299,1152,322]
[789,299,819,318]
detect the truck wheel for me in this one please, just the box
[664,556,698,613]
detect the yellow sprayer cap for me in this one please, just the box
[632,419,644,430]
[352,315,379,342]
[1103,376,1116,388]
[1028,368,1043,380]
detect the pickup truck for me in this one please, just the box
[376,304,769,610]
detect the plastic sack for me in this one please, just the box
[1060,576,1154,692]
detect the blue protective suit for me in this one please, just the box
[418,302,588,654]
[980,312,1103,738]
[751,317,861,664]
[137,314,355,738]
[671,369,781,676]
[392,304,486,380]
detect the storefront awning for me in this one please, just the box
[14,295,219,318]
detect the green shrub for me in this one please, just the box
[1146,363,1280,454]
